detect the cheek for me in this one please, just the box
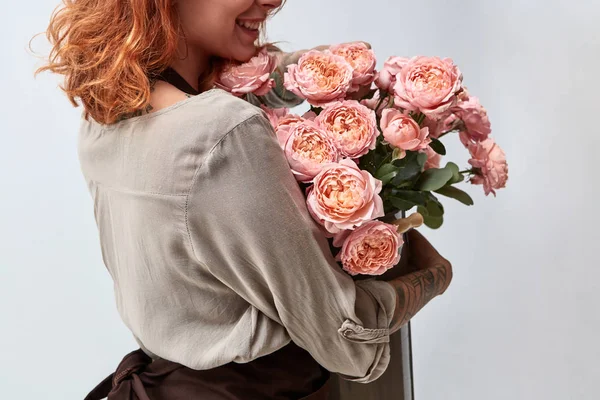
[178,1,235,47]
[177,0,257,60]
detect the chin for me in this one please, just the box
[232,45,260,63]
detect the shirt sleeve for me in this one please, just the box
[185,113,398,383]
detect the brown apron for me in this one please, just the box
[84,341,331,400]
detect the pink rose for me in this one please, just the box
[283,121,340,183]
[392,56,463,119]
[330,42,376,92]
[453,96,492,146]
[273,114,305,148]
[216,48,276,96]
[423,146,442,170]
[442,113,460,134]
[335,220,403,276]
[284,50,353,106]
[375,56,409,93]
[306,158,385,234]
[380,108,431,151]
[260,105,289,129]
[468,138,508,196]
[315,100,379,159]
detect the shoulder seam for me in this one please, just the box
[99,89,222,129]
[183,112,265,262]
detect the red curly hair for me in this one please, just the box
[34,0,285,125]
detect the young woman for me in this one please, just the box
[37,0,453,398]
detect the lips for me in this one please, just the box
[236,20,262,31]
[235,19,263,41]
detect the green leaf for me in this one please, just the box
[435,186,475,206]
[415,168,453,191]
[377,169,399,186]
[380,172,398,186]
[452,174,465,184]
[425,198,444,218]
[423,214,444,229]
[443,162,464,185]
[390,189,428,205]
[389,197,416,211]
[375,163,397,180]
[429,138,447,155]
[424,192,445,215]
[387,189,428,213]
[417,205,444,229]
[416,152,428,167]
[391,151,423,187]
[417,208,443,229]
[391,150,417,167]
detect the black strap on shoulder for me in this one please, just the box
[153,67,200,96]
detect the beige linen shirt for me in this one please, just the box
[77,88,399,383]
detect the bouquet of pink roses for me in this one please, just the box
[216,44,508,277]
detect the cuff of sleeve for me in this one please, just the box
[337,278,396,344]
[338,319,390,344]
[336,279,397,382]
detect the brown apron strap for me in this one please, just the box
[84,344,330,400]
[84,348,182,400]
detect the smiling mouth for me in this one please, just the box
[236,20,262,31]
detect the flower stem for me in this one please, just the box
[375,93,388,112]
[437,129,455,139]
[459,169,473,174]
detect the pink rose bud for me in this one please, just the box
[216,48,276,96]
[393,56,463,119]
[422,145,442,170]
[375,56,409,93]
[468,138,508,196]
[283,121,340,183]
[315,100,379,159]
[284,50,354,106]
[306,158,385,234]
[335,220,403,276]
[457,86,471,102]
[380,108,431,151]
[330,42,377,92]
[453,96,492,146]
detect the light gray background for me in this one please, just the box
[2,0,598,399]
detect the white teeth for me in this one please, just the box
[237,20,261,30]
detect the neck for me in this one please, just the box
[169,39,210,93]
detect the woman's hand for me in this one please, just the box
[386,229,453,331]
[376,222,453,294]
[395,229,453,294]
